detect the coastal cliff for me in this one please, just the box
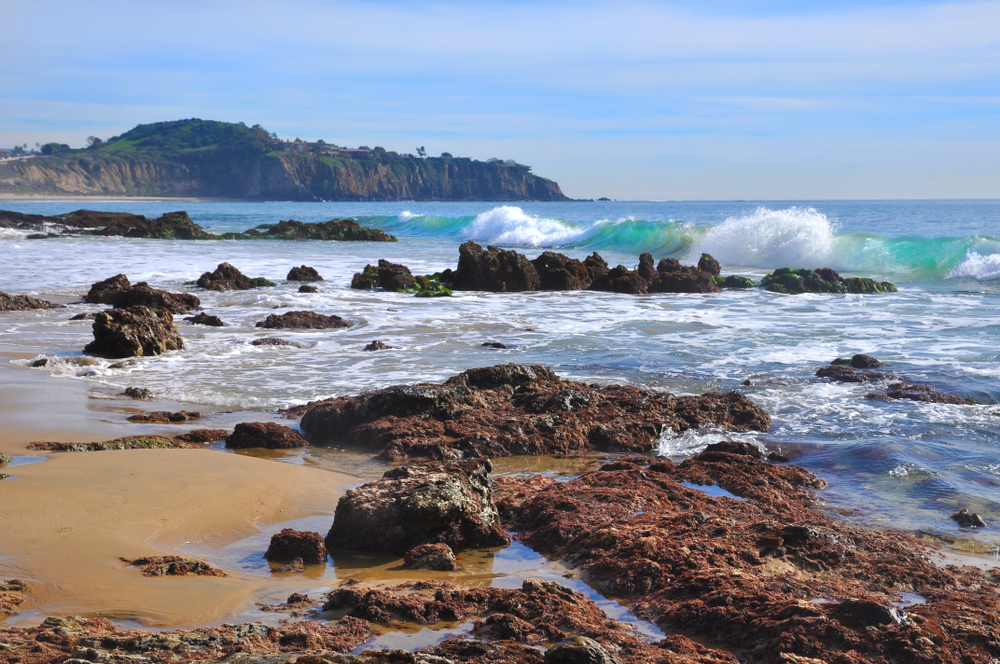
[0,119,569,201]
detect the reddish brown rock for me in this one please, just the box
[265,529,328,564]
[123,386,152,399]
[453,241,541,292]
[588,265,648,294]
[403,543,461,571]
[583,252,610,281]
[286,265,324,281]
[225,422,307,449]
[27,436,190,452]
[255,310,351,330]
[173,428,229,443]
[0,579,26,617]
[184,312,224,326]
[531,251,593,290]
[951,507,987,528]
[84,274,201,314]
[127,410,201,423]
[697,253,722,276]
[0,291,64,311]
[647,271,720,294]
[298,364,770,461]
[120,556,226,577]
[84,305,184,358]
[325,459,509,554]
[637,252,657,282]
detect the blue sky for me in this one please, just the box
[2,0,999,199]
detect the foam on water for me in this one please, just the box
[655,426,762,458]
[690,206,836,269]
[948,250,1000,281]
[461,205,592,247]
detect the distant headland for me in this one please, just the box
[0,119,569,202]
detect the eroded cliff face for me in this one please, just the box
[1,152,569,201]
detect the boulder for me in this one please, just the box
[363,340,391,351]
[123,386,152,400]
[452,241,541,292]
[587,265,648,294]
[244,218,395,242]
[583,252,610,281]
[698,253,722,276]
[647,271,720,294]
[197,263,269,291]
[286,265,323,281]
[545,636,621,664]
[636,253,657,282]
[325,459,510,554]
[84,306,184,358]
[351,264,380,290]
[816,365,887,383]
[255,310,350,330]
[951,508,986,528]
[298,284,317,293]
[719,275,755,289]
[225,422,308,449]
[85,275,201,314]
[657,257,683,273]
[377,259,416,292]
[850,353,884,368]
[531,251,593,290]
[0,291,64,312]
[264,529,327,564]
[762,268,897,294]
[866,382,966,404]
[184,312,224,326]
[403,543,461,571]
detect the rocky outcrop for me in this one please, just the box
[247,219,395,242]
[531,251,593,291]
[0,579,26,617]
[546,636,621,664]
[298,363,771,460]
[325,459,509,554]
[224,422,307,449]
[27,436,191,452]
[84,274,201,314]
[351,259,416,292]
[0,291,64,311]
[184,312,224,326]
[120,556,226,577]
[762,267,897,294]
[197,262,274,290]
[286,265,324,281]
[697,253,721,276]
[84,306,184,358]
[815,356,967,403]
[403,543,461,571]
[951,508,986,528]
[452,241,541,292]
[588,265,649,294]
[94,211,215,239]
[173,429,229,443]
[254,310,351,330]
[866,382,968,404]
[264,529,327,564]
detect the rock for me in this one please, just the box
[364,340,391,351]
[225,422,308,449]
[951,508,986,528]
[545,636,621,664]
[587,265,648,294]
[173,429,229,443]
[325,459,510,554]
[127,411,201,423]
[0,291,64,311]
[413,274,453,297]
[866,382,967,405]
[762,268,897,294]
[70,312,98,320]
[850,353,884,368]
[251,337,300,346]
[816,365,887,383]
[403,543,461,571]
[0,579,26,617]
[123,386,152,399]
[647,271,720,294]
[697,253,722,276]
[84,274,201,314]
[30,358,48,367]
[93,210,216,239]
[265,529,327,564]
[0,454,11,467]
[184,312,224,326]
[197,262,269,291]
[657,257,683,273]
[697,441,764,461]
[636,253,657,282]
[377,259,416,292]
[452,241,541,292]
[287,265,324,281]
[298,364,771,461]
[255,310,351,330]
[245,218,395,242]
[27,436,189,452]
[833,600,909,628]
[299,284,318,293]
[120,556,226,577]
[351,264,381,290]
[84,306,184,358]
[481,341,509,349]
[719,275,755,289]
[531,252,593,290]
[583,252,610,281]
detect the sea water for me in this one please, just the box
[1,199,998,558]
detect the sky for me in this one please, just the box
[1,0,999,200]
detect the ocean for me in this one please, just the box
[1,199,998,560]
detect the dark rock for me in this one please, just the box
[120,556,226,577]
[286,265,324,281]
[867,382,967,405]
[70,312,98,320]
[127,411,200,424]
[816,365,886,383]
[265,529,327,564]
[123,386,153,400]
[0,291,64,311]
[453,241,541,292]
[378,259,416,292]
[298,284,318,293]
[403,543,461,571]
[28,436,188,452]
[481,341,509,349]
[84,306,184,358]
[851,353,884,368]
[719,275,754,289]
[184,312,224,326]
[325,459,510,554]
[245,218,395,242]
[636,253,657,282]
[697,441,764,461]
[197,262,267,291]
[255,310,351,330]
[588,265,648,294]
[92,211,215,239]
[84,274,200,314]
[657,257,683,273]
[697,253,722,276]
[531,251,593,290]
[225,422,308,449]
[833,600,910,628]
[647,271,720,294]
[173,429,229,443]
[545,636,621,664]
[583,252,610,281]
[351,264,380,290]
[250,337,299,347]
[364,340,391,351]
[762,267,897,294]
[298,364,771,461]
[30,358,48,368]
[951,508,986,528]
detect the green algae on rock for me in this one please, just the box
[27,436,187,452]
[761,267,897,294]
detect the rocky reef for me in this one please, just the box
[84,273,201,314]
[761,267,897,294]
[0,291,64,312]
[296,363,771,460]
[255,311,351,330]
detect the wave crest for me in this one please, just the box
[690,207,835,269]
[948,250,1000,281]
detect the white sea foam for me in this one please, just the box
[654,426,762,458]
[947,250,1000,281]
[690,206,836,269]
[398,210,421,222]
[461,206,590,247]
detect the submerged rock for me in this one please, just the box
[363,340,391,351]
[453,241,541,292]
[951,508,987,528]
[245,218,395,242]
[265,529,327,564]
[298,364,771,461]
[866,382,967,404]
[0,291,64,311]
[84,305,184,358]
[286,265,324,281]
[325,459,509,554]
[120,556,226,577]
[84,274,200,314]
[250,337,300,347]
[184,312,224,326]
[127,411,201,423]
[225,422,307,449]
[298,284,318,293]
[816,365,888,383]
[762,267,897,294]
[403,543,461,571]
[254,310,350,330]
[197,262,273,291]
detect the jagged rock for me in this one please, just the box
[452,241,541,292]
[298,364,771,461]
[173,429,229,443]
[762,268,897,294]
[657,257,684,273]
[588,265,648,294]
[286,265,324,281]
[27,436,188,452]
[184,312,224,326]
[84,306,184,358]
[251,337,299,347]
[265,529,327,564]
[865,382,966,404]
[225,422,308,449]
[93,211,215,239]
[376,259,416,292]
[545,636,621,664]
[124,386,151,399]
[0,291,64,311]
[84,274,201,314]
[255,310,350,330]
[364,340,391,351]
[951,508,986,528]
[647,271,720,294]
[197,262,270,291]
[127,411,201,423]
[325,459,509,554]
[583,252,610,281]
[120,556,226,577]
[698,253,722,276]
[403,543,461,571]
[351,264,380,290]
[531,251,593,290]
[245,219,395,242]
[636,253,657,282]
